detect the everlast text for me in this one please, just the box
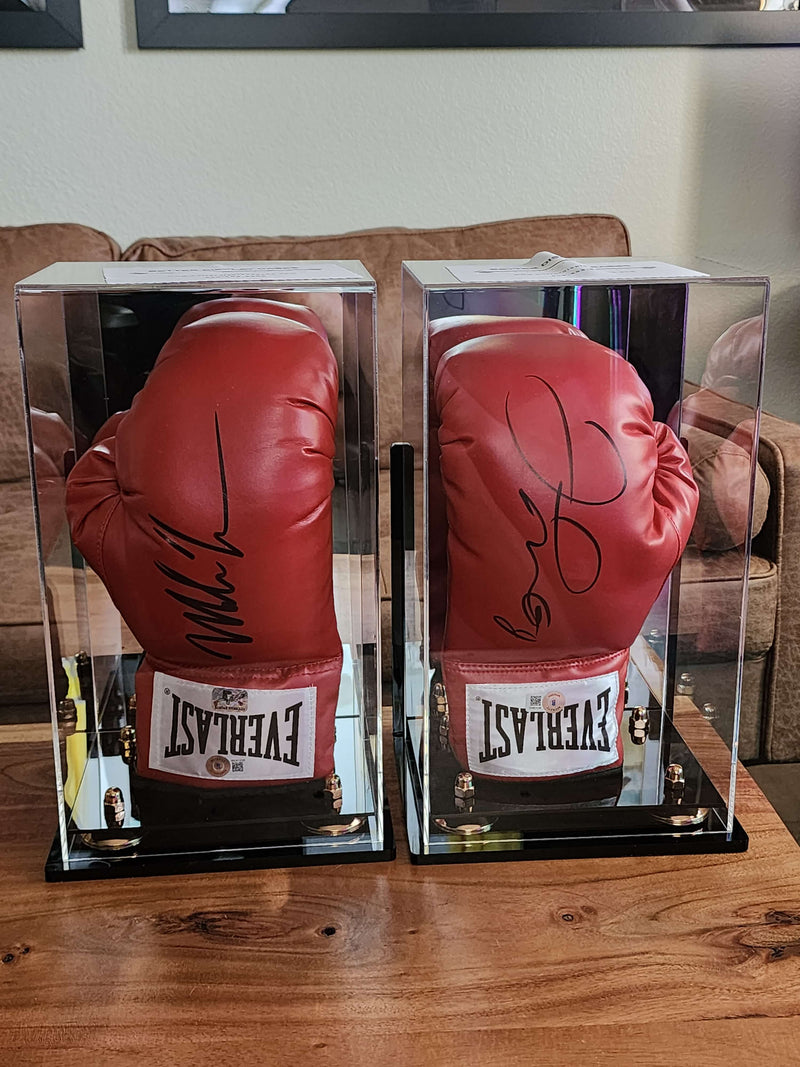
[163,693,303,767]
[478,686,612,764]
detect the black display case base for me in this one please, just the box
[45,803,395,882]
[407,815,748,866]
[398,707,750,866]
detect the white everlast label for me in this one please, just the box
[465,672,619,778]
[149,672,316,782]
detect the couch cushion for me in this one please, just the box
[0,480,42,624]
[0,624,50,706]
[0,478,70,706]
[0,224,121,483]
[679,655,766,762]
[122,215,630,464]
[678,547,776,658]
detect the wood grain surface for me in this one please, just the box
[2,732,800,1066]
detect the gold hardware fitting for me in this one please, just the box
[57,697,76,718]
[454,771,475,813]
[120,725,137,766]
[434,816,494,836]
[665,763,684,785]
[127,693,137,714]
[664,762,686,802]
[304,775,368,835]
[654,763,709,827]
[324,773,343,814]
[433,680,450,749]
[676,672,695,697]
[103,787,125,830]
[80,831,143,852]
[303,817,366,837]
[628,706,649,746]
[652,807,709,829]
[455,771,474,796]
[56,698,78,736]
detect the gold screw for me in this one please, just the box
[120,725,137,766]
[103,786,125,829]
[324,773,343,813]
[665,763,685,785]
[676,673,695,696]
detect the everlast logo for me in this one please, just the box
[477,686,613,765]
[163,693,303,767]
[150,672,316,782]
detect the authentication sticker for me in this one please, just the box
[543,691,565,713]
[206,756,232,778]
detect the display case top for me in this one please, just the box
[403,256,769,289]
[16,260,376,291]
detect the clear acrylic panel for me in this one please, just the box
[17,262,390,879]
[397,259,766,862]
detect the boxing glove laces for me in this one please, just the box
[66,299,342,789]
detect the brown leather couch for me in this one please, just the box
[3,216,799,764]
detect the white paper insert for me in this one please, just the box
[447,253,709,285]
[102,261,363,285]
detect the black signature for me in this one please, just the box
[493,375,627,643]
[149,413,253,660]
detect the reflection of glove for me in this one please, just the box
[30,407,74,556]
[701,315,764,400]
[66,304,342,788]
[434,331,698,781]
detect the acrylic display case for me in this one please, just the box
[17,260,392,880]
[395,257,767,863]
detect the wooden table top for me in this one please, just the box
[2,725,800,1066]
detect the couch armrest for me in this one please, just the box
[751,410,800,760]
[682,388,800,760]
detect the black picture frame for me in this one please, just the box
[0,0,82,48]
[135,1,800,49]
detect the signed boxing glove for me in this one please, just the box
[434,330,698,781]
[66,303,342,789]
[427,316,586,650]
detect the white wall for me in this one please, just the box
[0,0,798,415]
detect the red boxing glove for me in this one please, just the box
[429,315,585,373]
[174,296,330,339]
[66,304,341,788]
[433,330,698,782]
[428,316,586,650]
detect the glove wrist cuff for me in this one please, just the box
[443,648,628,782]
[131,653,341,789]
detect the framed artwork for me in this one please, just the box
[0,0,82,48]
[135,0,800,49]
